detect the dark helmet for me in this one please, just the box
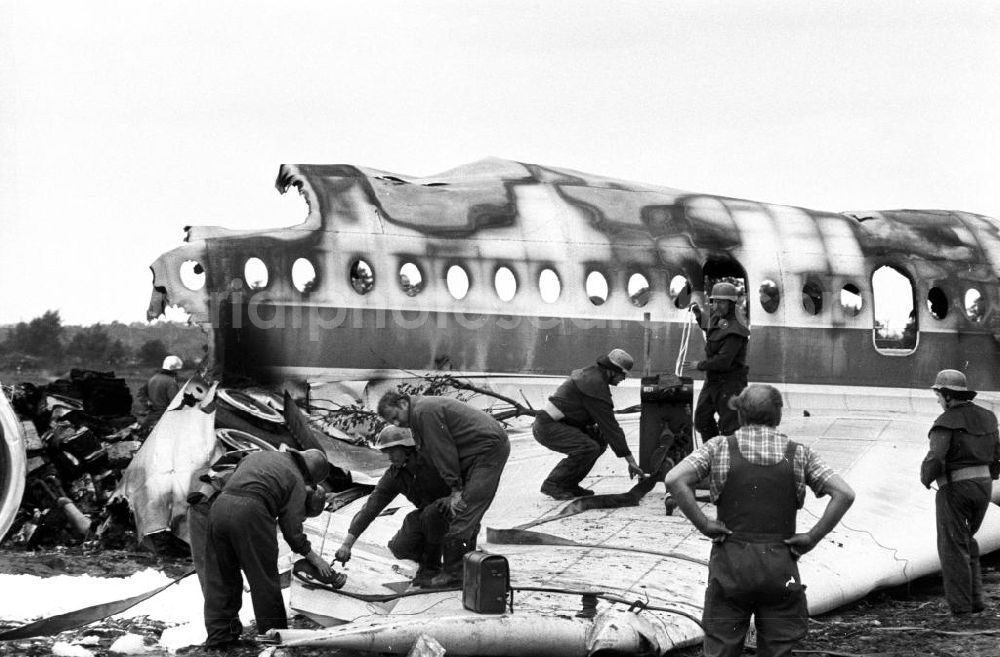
[709,282,739,302]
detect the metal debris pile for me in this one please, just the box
[2,374,366,553]
[3,370,141,549]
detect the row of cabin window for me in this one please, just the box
[178,257,987,325]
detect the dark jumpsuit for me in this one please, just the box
[532,365,633,490]
[704,437,807,657]
[347,452,451,564]
[407,396,510,548]
[693,307,749,439]
[920,402,1000,613]
[202,451,313,646]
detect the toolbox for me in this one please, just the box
[462,551,510,614]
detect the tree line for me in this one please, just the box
[0,310,208,371]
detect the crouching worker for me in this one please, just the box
[664,384,855,657]
[335,426,452,587]
[202,448,334,650]
[533,349,645,500]
[378,391,510,588]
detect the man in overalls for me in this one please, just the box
[664,384,855,657]
[920,369,1000,615]
[682,282,750,441]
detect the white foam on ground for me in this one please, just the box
[0,569,290,652]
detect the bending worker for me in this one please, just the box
[335,426,452,588]
[378,391,510,588]
[920,369,1000,616]
[533,349,645,500]
[202,448,333,650]
[682,282,750,441]
[664,384,855,657]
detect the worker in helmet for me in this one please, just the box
[137,355,183,431]
[377,391,510,588]
[683,282,750,441]
[533,349,646,500]
[201,447,334,650]
[334,426,452,587]
[921,369,1000,616]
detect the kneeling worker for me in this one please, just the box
[202,448,334,650]
[533,349,645,500]
[335,426,452,587]
[378,391,510,587]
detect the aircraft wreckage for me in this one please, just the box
[6,158,1000,654]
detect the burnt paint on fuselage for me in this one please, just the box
[147,158,1000,390]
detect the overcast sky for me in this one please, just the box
[1,0,997,326]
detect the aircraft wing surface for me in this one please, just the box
[282,407,1000,655]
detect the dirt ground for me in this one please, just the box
[0,547,999,657]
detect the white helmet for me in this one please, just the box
[162,355,183,371]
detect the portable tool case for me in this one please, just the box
[462,551,510,613]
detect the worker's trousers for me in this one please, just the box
[702,540,808,657]
[203,493,287,646]
[532,413,607,489]
[694,377,746,440]
[936,478,991,613]
[388,500,450,561]
[445,439,510,544]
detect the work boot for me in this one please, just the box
[428,538,468,588]
[411,542,442,588]
[540,482,577,500]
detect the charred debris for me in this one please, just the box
[0,370,543,555]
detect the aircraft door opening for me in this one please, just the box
[702,257,749,327]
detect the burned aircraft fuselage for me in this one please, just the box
[148,158,1000,390]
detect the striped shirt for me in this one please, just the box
[681,425,836,508]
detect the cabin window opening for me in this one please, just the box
[759,279,780,313]
[840,283,863,317]
[291,258,317,294]
[446,265,470,300]
[965,288,985,323]
[180,260,206,291]
[350,259,375,295]
[668,274,691,309]
[245,257,269,290]
[586,270,609,306]
[873,265,917,353]
[539,268,561,303]
[927,286,948,320]
[495,266,517,302]
[399,262,424,296]
[627,272,651,307]
[802,280,823,316]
